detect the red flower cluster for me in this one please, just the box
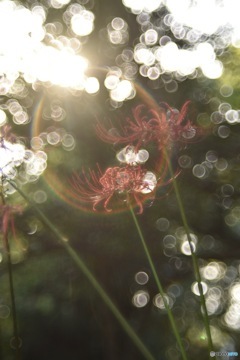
[70,101,197,213]
[96,105,169,150]
[96,101,197,151]
[0,125,16,148]
[0,204,22,249]
[70,165,157,213]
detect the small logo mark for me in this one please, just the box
[210,351,215,357]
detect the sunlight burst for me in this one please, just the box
[0,1,91,92]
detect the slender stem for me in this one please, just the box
[4,233,21,360]
[0,193,21,360]
[9,181,155,360]
[164,151,214,357]
[129,205,188,360]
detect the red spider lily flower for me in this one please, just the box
[0,125,16,148]
[96,105,169,151]
[96,101,198,151]
[0,204,22,249]
[160,100,198,144]
[70,165,158,214]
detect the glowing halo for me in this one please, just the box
[30,81,176,214]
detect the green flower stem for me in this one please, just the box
[164,151,214,357]
[129,205,188,360]
[4,232,21,360]
[0,192,21,360]
[9,181,155,360]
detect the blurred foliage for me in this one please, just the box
[0,1,240,360]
